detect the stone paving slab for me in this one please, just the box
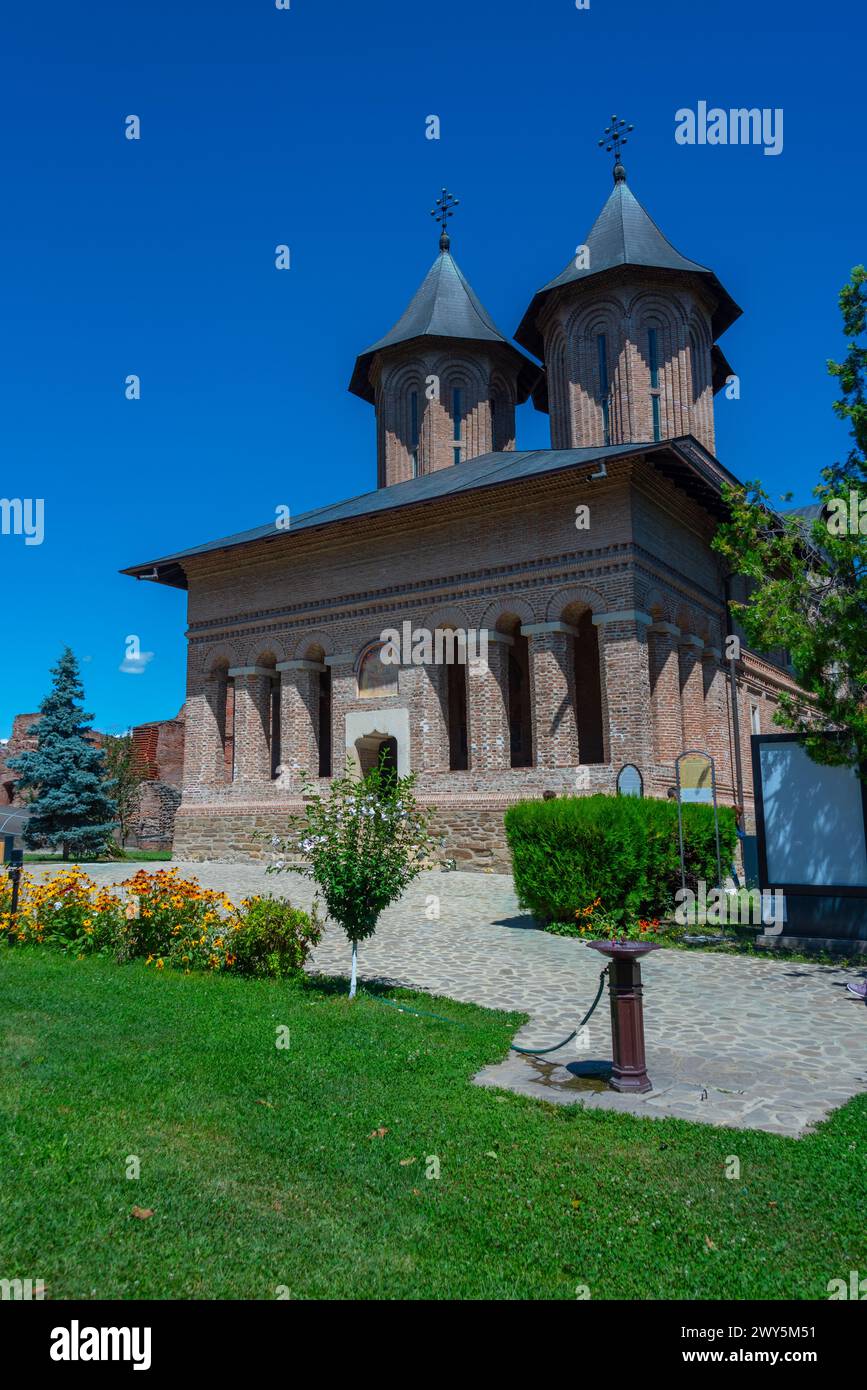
[32,861,867,1137]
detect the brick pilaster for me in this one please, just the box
[325,653,357,781]
[277,660,324,784]
[405,660,450,772]
[701,648,730,786]
[522,622,581,768]
[647,622,683,766]
[191,672,230,786]
[678,636,706,750]
[593,610,654,769]
[467,630,512,771]
[228,667,274,783]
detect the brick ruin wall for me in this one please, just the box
[0,709,185,852]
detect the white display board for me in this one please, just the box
[759,741,867,888]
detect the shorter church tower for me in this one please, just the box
[516,119,740,457]
[350,190,539,487]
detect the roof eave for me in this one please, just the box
[122,438,734,589]
[120,561,189,591]
[349,334,542,405]
[516,264,743,359]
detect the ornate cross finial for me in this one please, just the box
[431,187,459,250]
[598,115,634,183]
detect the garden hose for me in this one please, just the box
[508,967,608,1056]
[360,991,473,1029]
[360,965,609,1059]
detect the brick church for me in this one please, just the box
[124,143,801,868]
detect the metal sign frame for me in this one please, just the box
[616,764,644,798]
[675,749,722,893]
[751,732,867,898]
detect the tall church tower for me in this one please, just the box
[350,189,539,488]
[516,120,740,457]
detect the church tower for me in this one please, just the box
[350,189,539,488]
[516,119,740,457]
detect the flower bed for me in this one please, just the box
[546,895,664,942]
[1,867,321,979]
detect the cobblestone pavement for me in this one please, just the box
[34,861,867,1137]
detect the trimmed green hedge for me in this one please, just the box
[504,794,737,924]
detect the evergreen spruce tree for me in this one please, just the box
[9,647,117,859]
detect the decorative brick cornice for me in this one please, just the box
[592,609,653,626]
[520,621,580,637]
[186,543,636,643]
[276,660,327,673]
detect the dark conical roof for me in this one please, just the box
[515,179,741,360]
[349,244,539,403]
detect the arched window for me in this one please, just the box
[410,390,420,478]
[648,328,661,441]
[596,334,610,445]
[549,335,568,446]
[452,386,463,464]
[689,326,707,405]
[573,611,605,763]
[447,658,468,770]
[270,680,281,779]
[508,633,533,768]
[222,675,235,781]
[357,642,399,699]
[318,667,332,776]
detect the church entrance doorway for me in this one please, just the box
[355,732,398,783]
[344,708,410,780]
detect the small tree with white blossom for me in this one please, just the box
[267,754,434,996]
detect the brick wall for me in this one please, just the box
[0,713,40,804]
[156,455,801,866]
[372,343,520,486]
[540,272,718,455]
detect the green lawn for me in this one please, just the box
[1,948,864,1300]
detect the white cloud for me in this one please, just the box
[119,651,154,676]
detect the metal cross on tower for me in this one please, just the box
[431,187,459,249]
[598,115,634,182]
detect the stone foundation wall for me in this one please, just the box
[171,762,750,871]
[171,797,517,871]
[173,804,304,862]
[427,805,513,873]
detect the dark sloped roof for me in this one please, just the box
[516,179,741,359]
[122,437,738,590]
[783,503,824,522]
[349,245,539,402]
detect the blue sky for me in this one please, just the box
[0,0,862,737]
